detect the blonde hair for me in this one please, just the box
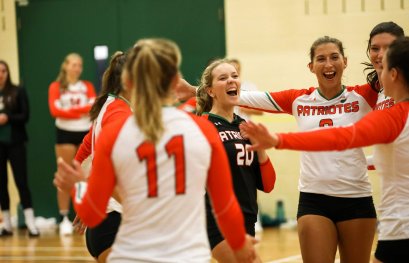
[125,38,181,143]
[56,53,82,91]
[196,58,231,116]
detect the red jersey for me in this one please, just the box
[48,80,96,131]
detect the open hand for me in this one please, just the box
[72,215,87,235]
[53,158,86,193]
[233,234,258,263]
[174,78,196,102]
[239,121,279,151]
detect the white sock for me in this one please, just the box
[59,210,69,217]
[2,210,12,231]
[23,208,38,232]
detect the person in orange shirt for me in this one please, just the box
[48,53,96,235]
[240,36,409,263]
[71,51,130,262]
[54,38,256,263]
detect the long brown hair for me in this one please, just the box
[89,51,126,121]
[125,39,181,143]
[196,58,231,116]
[362,22,404,90]
[0,60,18,110]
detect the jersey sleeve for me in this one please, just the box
[348,84,378,109]
[277,103,409,151]
[102,100,132,126]
[75,127,93,163]
[75,101,132,164]
[71,117,127,227]
[257,158,276,193]
[178,97,197,113]
[191,114,246,250]
[48,82,81,119]
[240,89,312,115]
[84,81,97,102]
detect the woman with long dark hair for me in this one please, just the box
[0,60,39,237]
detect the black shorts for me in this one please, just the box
[85,211,121,258]
[374,239,409,262]
[297,192,377,223]
[207,212,256,250]
[56,128,88,145]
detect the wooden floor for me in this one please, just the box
[0,226,376,262]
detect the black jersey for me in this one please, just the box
[204,113,264,221]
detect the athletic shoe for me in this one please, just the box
[0,228,13,237]
[59,217,73,236]
[27,227,40,237]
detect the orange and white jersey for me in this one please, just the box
[48,80,96,131]
[72,107,245,262]
[276,101,409,240]
[374,89,395,111]
[75,94,131,213]
[75,94,131,163]
[240,84,378,197]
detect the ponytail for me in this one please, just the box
[125,39,181,143]
[89,51,126,121]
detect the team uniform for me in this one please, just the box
[274,100,409,262]
[75,94,131,258]
[240,85,378,221]
[202,113,276,249]
[48,80,96,144]
[71,107,246,263]
[374,89,395,111]
[177,97,197,113]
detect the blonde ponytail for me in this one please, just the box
[125,39,181,143]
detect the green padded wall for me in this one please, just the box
[16,0,225,218]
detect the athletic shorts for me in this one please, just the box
[297,192,377,223]
[56,128,88,145]
[374,239,409,262]
[85,211,121,258]
[207,211,256,250]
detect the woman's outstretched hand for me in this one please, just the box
[53,158,86,193]
[239,121,279,151]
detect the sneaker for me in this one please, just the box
[27,227,40,237]
[255,220,263,233]
[0,228,13,237]
[59,217,73,236]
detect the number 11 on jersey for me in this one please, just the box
[136,135,186,198]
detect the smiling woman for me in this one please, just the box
[48,53,96,236]
[240,36,409,263]
[238,36,379,263]
[196,59,277,263]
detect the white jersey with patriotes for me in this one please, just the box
[240,85,377,197]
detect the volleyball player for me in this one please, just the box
[54,38,256,263]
